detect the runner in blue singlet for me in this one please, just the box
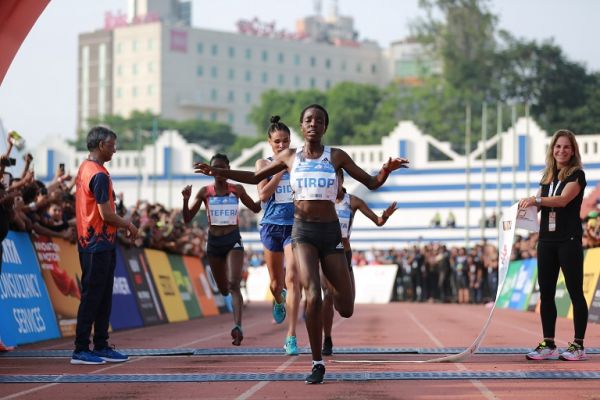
[255,116,301,356]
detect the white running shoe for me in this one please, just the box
[559,342,587,361]
[525,341,559,360]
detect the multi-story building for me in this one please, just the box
[78,0,387,136]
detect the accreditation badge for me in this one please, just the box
[548,211,557,232]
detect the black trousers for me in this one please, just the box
[537,239,588,340]
[74,249,116,351]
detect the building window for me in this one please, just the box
[116,87,122,98]
[147,85,153,96]
[325,80,331,89]
[261,72,268,84]
[310,57,316,67]
[132,40,138,52]
[245,70,252,82]
[371,64,377,74]
[294,54,300,66]
[228,113,234,124]
[245,92,251,104]
[310,78,316,88]
[211,66,218,78]
[325,59,331,69]
[116,64,122,76]
[197,65,204,76]
[116,42,122,54]
[356,63,362,73]
[245,48,251,60]
[132,63,138,75]
[132,86,138,97]
[197,42,204,54]
[210,111,217,121]
[278,52,284,64]
[261,50,268,62]
[148,39,153,50]
[341,61,347,71]
[228,46,235,58]
[211,44,218,56]
[227,90,234,103]
[228,68,235,80]
[148,61,154,73]
[278,74,284,85]
[294,76,301,87]
[210,88,218,101]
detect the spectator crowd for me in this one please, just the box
[1,133,599,299]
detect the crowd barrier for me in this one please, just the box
[0,231,228,347]
[1,231,599,347]
[498,248,600,324]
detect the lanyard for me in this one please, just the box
[548,180,562,213]
[548,180,562,197]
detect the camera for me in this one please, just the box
[1,157,16,167]
[59,163,65,173]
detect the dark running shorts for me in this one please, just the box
[207,229,244,258]
[260,223,293,252]
[291,218,344,258]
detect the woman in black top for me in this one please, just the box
[518,129,588,362]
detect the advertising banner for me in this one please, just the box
[507,258,537,311]
[527,279,540,312]
[120,246,166,326]
[182,255,219,317]
[554,271,572,317]
[109,246,144,330]
[582,249,600,309]
[0,232,60,345]
[497,260,521,309]
[144,249,188,322]
[32,235,81,337]
[168,254,201,319]
[588,274,600,324]
[245,265,272,302]
[202,259,229,314]
[354,265,399,304]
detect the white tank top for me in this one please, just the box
[206,184,239,226]
[290,146,338,202]
[335,193,353,238]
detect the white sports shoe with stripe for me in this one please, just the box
[525,341,559,360]
[559,342,587,361]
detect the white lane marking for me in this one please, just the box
[407,311,498,400]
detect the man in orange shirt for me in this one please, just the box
[71,126,138,365]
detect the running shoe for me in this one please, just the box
[525,341,559,360]
[559,342,587,361]
[305,363,325,384]
[322,336,333,356]
[284,336,298,356]
[231,325,244,346]
[92,346,129,363]
[272,289,287,324]
[70,350,106,365]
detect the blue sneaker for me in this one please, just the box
[273,289,287,324]
[284,335,298,356]
[71,350,106,365]
[92,346,129,363]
